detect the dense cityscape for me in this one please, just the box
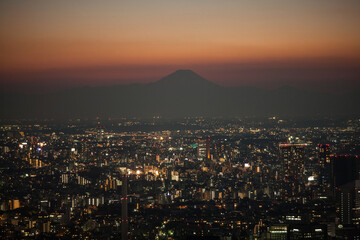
[1,0,360,239]
[1,117,359,239]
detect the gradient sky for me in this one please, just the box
[1,0,360,93]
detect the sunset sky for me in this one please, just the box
[1,0,359,93]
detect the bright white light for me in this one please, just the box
[308,176,315,181]
[244,163,250,168]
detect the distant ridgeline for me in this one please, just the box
[1,70,359,119]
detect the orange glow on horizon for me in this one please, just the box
[0,0,359,92]
[1,39,359,73]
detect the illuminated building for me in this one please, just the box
[77,175,91,185]
[336,180,360,225]
[269,223,327,239]
[61,173,69,184]
[198,136,210,160]
[269,224,288,240]
[279,143,306,200]
[42,221,50,233]
[318,144,332,195]
[279,143,306,179]
[122,161,128,240]
[288,224,327,239]
[9,199,20,210]
[105,176,118,191]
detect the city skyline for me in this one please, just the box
[1,117,360,239]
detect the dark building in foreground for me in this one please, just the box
[332,155,360,225]
[332,155,360,188]
[318,144,331,190]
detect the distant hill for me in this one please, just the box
[1,70,359,119]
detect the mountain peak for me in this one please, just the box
[173,69,196,74]
[167,69,202,79]
[156,69,216,87]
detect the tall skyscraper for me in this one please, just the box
[332,155,360,224]
[279,143,306,179]
[198,136,210,160]
[318,144,330,165]
[279,143,306,200]
[332,155,360,188]
[318,144,331,194]
[121,160,128,240]
[337,180,360,225]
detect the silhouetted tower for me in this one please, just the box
[206,136,210,159]
[121,159,128,240]
[279,143,306,200]
[332,155,360,224]
[318,144,331,191]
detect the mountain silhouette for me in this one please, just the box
[155,70,217,88]
[0,70,359,119]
